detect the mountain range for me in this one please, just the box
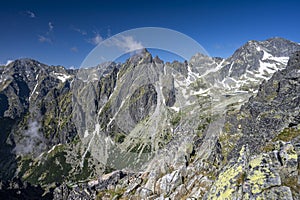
[0,37,300,199]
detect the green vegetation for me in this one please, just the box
[190,78,207,91]
[18,157,33,178]
[74,152,94,181]
[23,150,72,186]
[58,92,72,113]
[262,127,300,152]
[236,171,247,186]
[157,129,173,149]
[129,85,146,104]
[96,187,126,200]
[113,132,126,143]
[224,122,232,133]
[273,127,300,142]
[43,112,58,139]
[170,111,182,126]
[219,131,241,163]
[127,142,152,153]
[197,116,211,131]
[20,143,95,186]
[261,143,274,152]
[99,100,112,128]
[282,176,300,196]
[104,165,116,174]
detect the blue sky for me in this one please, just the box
[0,0,300,67]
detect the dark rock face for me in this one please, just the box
[162,86,176,107]
[167,60,188,77]
[224,51,300,159]
[129,84,157,123]
[228,38,300,77]
[0,178,53,200]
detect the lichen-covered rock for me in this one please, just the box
[259,186,293,200]
[206,142,299,200]
[206,146,248,200]
[244,154,281,197]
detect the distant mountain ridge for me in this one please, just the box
[0,37,300,199]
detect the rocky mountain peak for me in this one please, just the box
[127,48,153,64]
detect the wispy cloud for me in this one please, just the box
[26,10,36,18]
[70,46,78,52]
[21,10,36,18]
[48,22,54,32]
[213,44,224,50]
[88,33,103,45]
[110,35,144,52]
[38,21,54,43]
[14,120,46,155]
[72,26,87,35]
[38,35,51,43]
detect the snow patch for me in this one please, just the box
[262,50,289,65]
[228,61,234,76]
[170,106,180,112]
[270,56,289,64]
[84,130,89,138]
[47,144,62,154]
[191,88,209,95]
[29,74,39,101]
[257,60,277,79]
[53,73,72,82]
[187,64,200,84]
[199,59,225,79]
[81,124,101,167]
[5,60,14,66]
[262,50,273,60]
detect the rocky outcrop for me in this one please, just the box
[207,141,298,199]
[221,51,300,161]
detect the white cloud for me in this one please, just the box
[14,120,46,155]
[88,33,103,45]
[48,22,54,32]
[70,46,78,52]
[38,22,54,43]
[38,35,51,43]
[72,27,87,35]
[26,10,36,18]
[110,35,144,52]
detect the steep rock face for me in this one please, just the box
[0,59,76,180]
[221,51,300,160]
[206,52,300,199]
[0,59,76,148]
[129,84,157,123]
[226,37,299,78]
